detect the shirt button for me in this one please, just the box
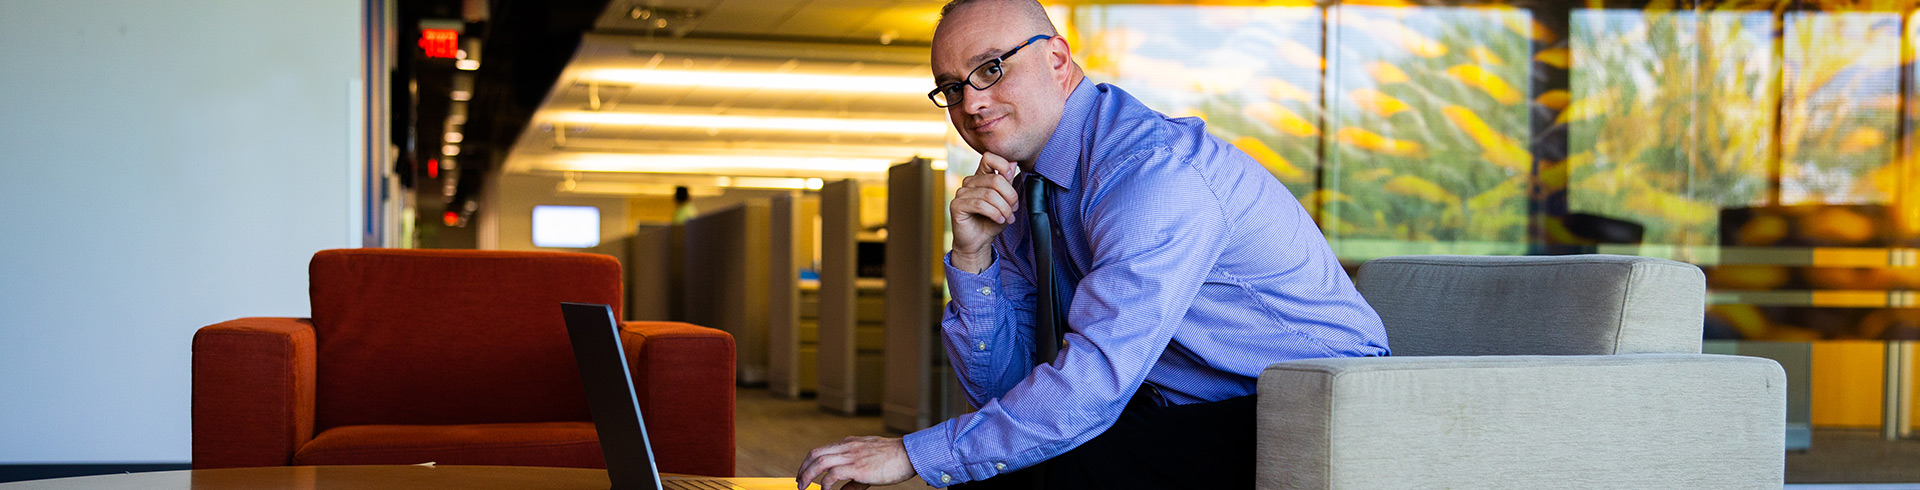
[976,342,988,351]
[995,462,1007,471]
[978,286,993,297]
[940,473,952,484]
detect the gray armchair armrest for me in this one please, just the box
[1257,354,1785,490]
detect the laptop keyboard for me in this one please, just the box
[663,480,741,490]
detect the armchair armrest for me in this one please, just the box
[1256,354,1785,489]
[620,321,735,477]
[191,317,316,469]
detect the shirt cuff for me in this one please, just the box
[944,251,1001,320]
[903,419,1000,487]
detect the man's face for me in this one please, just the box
[931,5,1066,163]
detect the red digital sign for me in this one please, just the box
[419,29,460,59]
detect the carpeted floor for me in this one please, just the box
[1787,429,1920,484]
[734,387,1920,488]
[733,387,935,489]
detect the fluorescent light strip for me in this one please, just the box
[561,153,900,174]
[582,68,929,94]
[550,138,943,160]
[548,111,948,136]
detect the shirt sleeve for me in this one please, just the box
[902,152,1230,487]
[935,249,1038,409]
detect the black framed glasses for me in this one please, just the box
[929,34,1054,108]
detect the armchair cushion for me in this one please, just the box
[292,422,602,468]
[1257,354,1785,489]
[1355,255,1705,356]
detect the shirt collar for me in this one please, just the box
[1028,78,1096,191]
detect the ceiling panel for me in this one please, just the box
[693,0,808,34]
[506,4,948,182]
[771,2,892,39]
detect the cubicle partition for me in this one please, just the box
[769,192,823,400]
[627,223,683,321]
[818,180,860,413]
[884,159,950,431]
[683,201,772,385]
[818,180,888,414]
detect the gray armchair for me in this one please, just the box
[1257,255,1786,489]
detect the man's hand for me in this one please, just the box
[950,152,1020,274]
[795,436,916,490]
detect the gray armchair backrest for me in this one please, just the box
[1354,255,1705,356]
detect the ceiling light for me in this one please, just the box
[547,138,943,160]
[559,153,899,174]
[450,90,471,101]
[445,132,463,143]
[580,68,929,94]
[546,111,947,136]
[442,144,460,156]
[456,59,480,71]
[730,177,811,189]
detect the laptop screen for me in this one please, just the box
[561,302,665,490]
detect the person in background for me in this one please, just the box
[796,1,1389,488]
[671,186,698,224]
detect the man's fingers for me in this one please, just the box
[987,170,1019,211]
[979,152,1017,179]
[976,153,1004,175]
[796,444,849,489]
[961,170,1019,202]
[796,458,829,490]
[822,465,861,490]
[805,456,851,490]
[974,188,1015,223]
[809,454,852,482]
[954,194,1011,225]
[975,156,999,176]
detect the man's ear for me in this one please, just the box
[1051,37,1072,70]
[1048,37,1073,81]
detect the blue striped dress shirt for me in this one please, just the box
[901,79,1389,487]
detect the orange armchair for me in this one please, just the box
[192,249,734,476]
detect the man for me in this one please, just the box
[796,1,1389,488]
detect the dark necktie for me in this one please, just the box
[1025,173,1067,366]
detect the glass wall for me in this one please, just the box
[1051,0,1920,343]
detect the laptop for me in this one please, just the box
[562,302,810,490]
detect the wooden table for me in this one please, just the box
[0,465,816,490]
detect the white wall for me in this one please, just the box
[489,173,633,252]
[0,0,362,463]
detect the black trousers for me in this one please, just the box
[951,385,1258,490]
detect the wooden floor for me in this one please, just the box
[732,387,936,489]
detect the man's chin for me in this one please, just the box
[978,139,1022,159]
[988,144,1037,163]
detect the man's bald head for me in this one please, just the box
[936,0,1059,40]
[930,0,1081,165]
